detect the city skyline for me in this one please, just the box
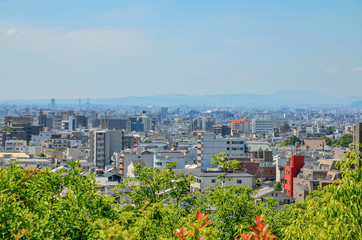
[1,0,362,99]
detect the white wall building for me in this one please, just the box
[31,132,52,146]
[197,132,248,171]
[153,150,186,169]
[5,140,27,152]
[254,187,295,209]
[189,170,256,192]
[251,117,278,134]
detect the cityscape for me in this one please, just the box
[1,1,362,239]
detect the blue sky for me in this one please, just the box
[1,0,362,99]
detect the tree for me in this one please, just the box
[277,146,362,239]
[326,126,335,135]
[37,152,45,157]
[255,178,263,189]
[210,152,241,186]
[336,134,353,148]
[279,141,287,147]
[288,135,301,146]
[320,136,332,146]
[0,160,120,239]
[274,181,282,191]
[118,161,196,208]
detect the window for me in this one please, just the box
[284,179,287,184]
[211,179,216,183]
[275,193,278,197]
[227,148,230,150]
[284,189,287,193]
[237,180,242,184]
[156,162,162,166]
[288,190,290,194]
[197,179,202,183]
[271,193,274,197]
[227,141,230,144]
[285,170,288,175]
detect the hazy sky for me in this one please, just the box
[1,0,362,99]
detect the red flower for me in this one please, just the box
[174,226,192,240]
[196,210,210,222]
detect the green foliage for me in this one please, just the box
[210,152,242,186]
[196,184,277,239]
[279,141,287,147]
[1,126,15,131]
[37,152,45,157]
[332,134,353,148]
[288,135,302,146]
[255,178,263,189]
[119,161,196,208]
[2,149,361,239]
[326,126,335,135]
[0,160,120,239]
[48,149,59,153]
[320,136,332,146]
[273,145,362,239]
[274,181,282,191]
[279,136,302,146]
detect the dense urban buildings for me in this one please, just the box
[0,104,361,204]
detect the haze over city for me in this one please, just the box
[1,0,362,99]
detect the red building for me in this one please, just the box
[283,155,304,197]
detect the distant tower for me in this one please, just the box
[39,108,46,127]
[86,97,90,107]
[51,98,56,107]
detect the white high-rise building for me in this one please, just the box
[251,118,278,133]
[196,132,248,171]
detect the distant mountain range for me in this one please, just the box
[1,90,362,108]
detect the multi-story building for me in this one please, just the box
[283,155,304,197]
[197,132,248,171]
[30,132,52,146]
[75,115,88,129]
[293,159,339,202]
[153,150,186,169]
[5,140,27,152]
[193,117,215,132]
[353,122,362,153]
[230,119,251,134]
[189,170,256,193]
[100,118,130,131]
[252,118,278,133]
[89,129,123,168]
[212,125,231,137]
[52,113,64,131]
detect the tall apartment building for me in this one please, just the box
[197,132,248,171]
[193,117,215,132]
[283,155,304,197]
[89,129,123,168]
[353,122,362,154]
[230,120,251,134]
[252,118,278,133]
[52,113,64,131]
[75,115,88,129]
[100,118,130,131]
[212,125,231,137]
